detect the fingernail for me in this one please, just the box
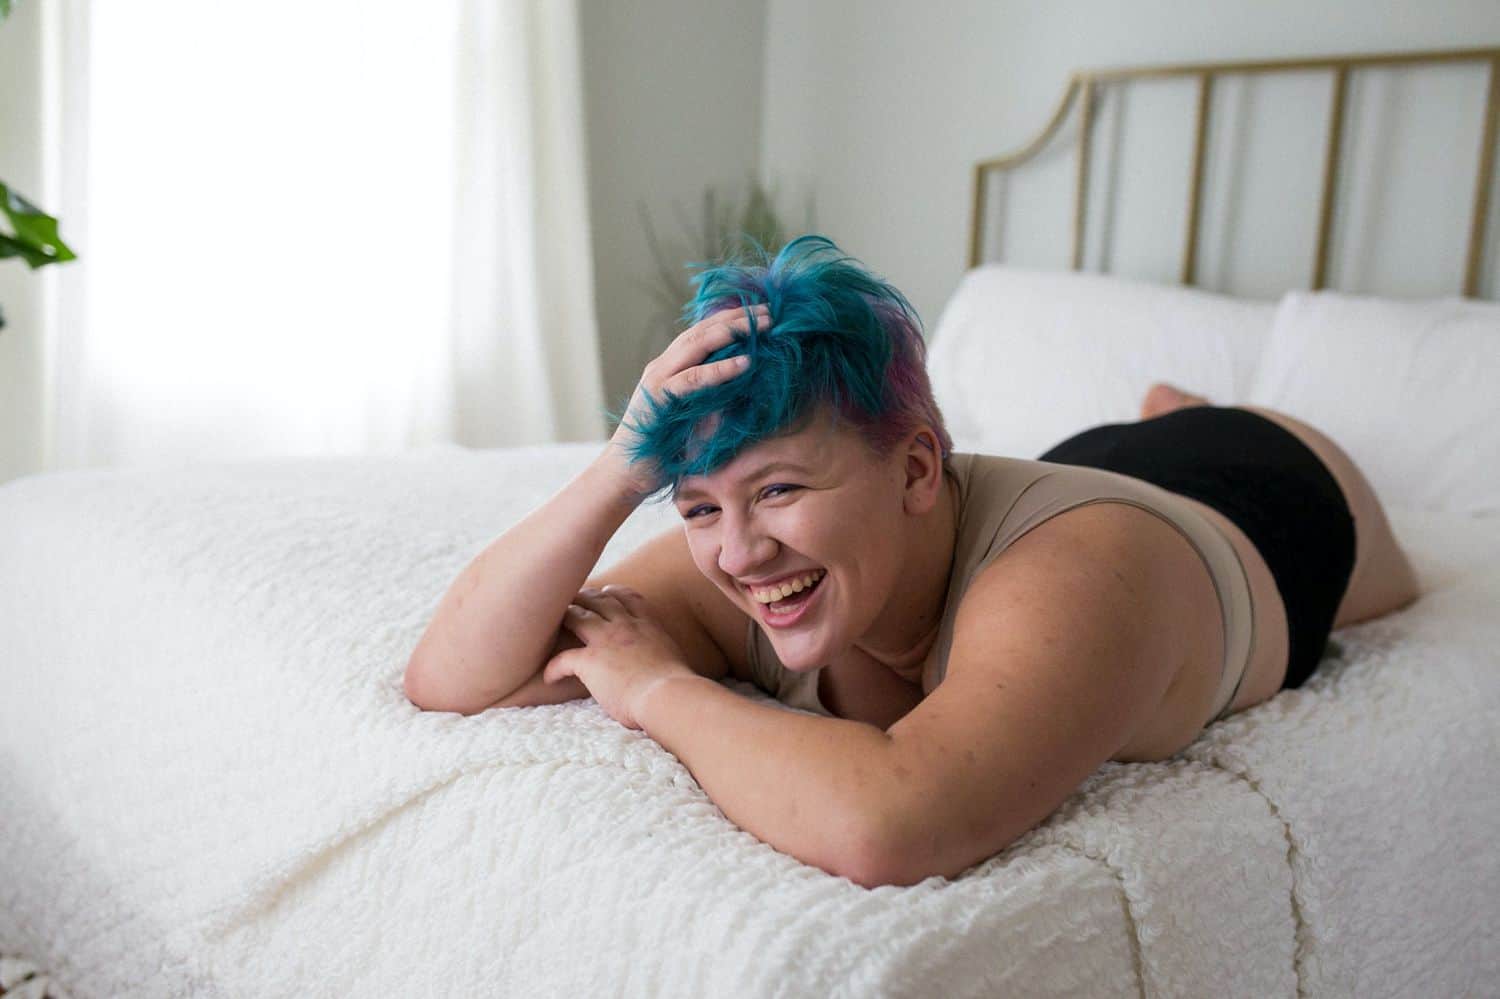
[736,355,751,367]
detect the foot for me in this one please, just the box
[1140,382,1212,420]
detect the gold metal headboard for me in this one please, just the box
[968,46,1500,297]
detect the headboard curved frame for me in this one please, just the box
[968,46,1500,298]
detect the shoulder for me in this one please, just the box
[955,501,1189,680]
[972,498,1197,595]
[585,524,753,683]
[951,500,1215,758]
[869,502,1207,882]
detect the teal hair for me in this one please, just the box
[605,234,954,504]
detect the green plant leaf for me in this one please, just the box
[0,0,13,25]
[636,200,689,300]
[0,181,78,269]
[0,233,61,267]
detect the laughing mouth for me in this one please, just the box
[745,568,825,599]
[756,571,826,613]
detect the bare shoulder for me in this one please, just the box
[871,503,1202,882]
[970,502,1222,759]
[585,525,753,683]
[951,502,1198,755]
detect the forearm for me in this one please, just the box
[638,675,896,885]
[405,455,641,713]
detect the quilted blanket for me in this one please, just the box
[1,443,1496,998]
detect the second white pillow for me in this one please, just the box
[1247,290,1500,516]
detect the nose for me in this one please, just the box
[716,512,779,581]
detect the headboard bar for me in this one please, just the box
[1313,66,1350,292]
[1468,60,1500,298]
[967,80,1084,268]
[1182,72,1212,286]
[1073,78,1095,271]
[969,46,1500,299]
[1084,44,1500,82]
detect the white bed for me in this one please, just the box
[3,263,1498,998]
[6,50,1500,999]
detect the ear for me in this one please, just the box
[901,427,945,515]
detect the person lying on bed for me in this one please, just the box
[402,234,1419,888]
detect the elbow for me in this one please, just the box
[840,848,927,891]
[842,845,945,890]
[402,657,444,712]
[401,655,491,716]
[835,803,963,889]
[402,661,433,711]
[830,810,924,890]
[845,816,1026,889]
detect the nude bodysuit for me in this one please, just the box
[745,451,1257,729]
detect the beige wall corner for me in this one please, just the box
[578,0,769,426]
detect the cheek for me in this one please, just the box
[814,511,861,557]
[687,542,739,598]
[686,543,714,579]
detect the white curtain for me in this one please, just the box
[40,0,606,469]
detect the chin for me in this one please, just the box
[766,631,840,672]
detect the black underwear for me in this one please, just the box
[1036,406,1357,690]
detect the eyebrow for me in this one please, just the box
[675,461,810,502]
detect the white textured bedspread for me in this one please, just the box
[1,444,1496,998]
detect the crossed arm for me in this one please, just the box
[407,466,1185,888]
[638,675,898,886]
[636,504,1184,888]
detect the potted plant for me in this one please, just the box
[0,0,78,333]
[634,176,814,369]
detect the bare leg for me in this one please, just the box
[1137,382,1422,628]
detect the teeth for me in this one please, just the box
[750,569,825,603]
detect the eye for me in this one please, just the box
[681,484,799,520]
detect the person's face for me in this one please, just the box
[673,408,909,671]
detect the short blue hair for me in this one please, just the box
[605,234,954,504]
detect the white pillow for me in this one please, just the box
[926,265,1274,460]
[1247,291,1500,517]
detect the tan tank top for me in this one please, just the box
[745,451,1256,730]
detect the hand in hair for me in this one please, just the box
[600,303,766,497]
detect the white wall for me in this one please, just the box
[0,0,47,484]
[579,0,769,423]
[8,3,1496,481]
[762,0,1500,337]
